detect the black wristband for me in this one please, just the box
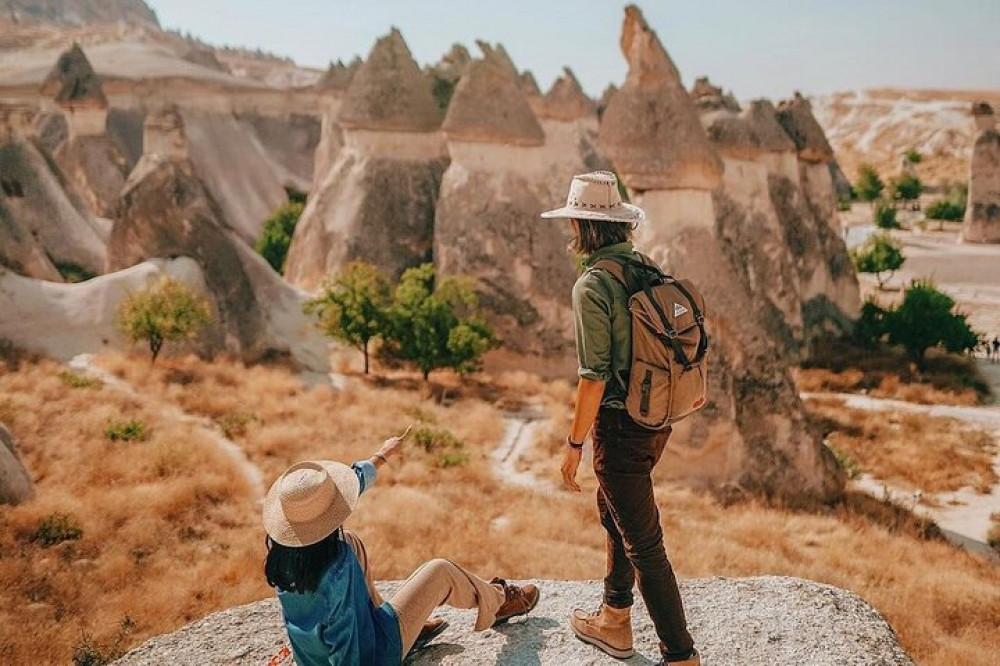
[567,436,584,450]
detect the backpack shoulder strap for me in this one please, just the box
[592,258,629,291]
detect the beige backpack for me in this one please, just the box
[594,255,709,429]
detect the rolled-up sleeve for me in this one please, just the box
[352,460,378,495]
[572,271,613,382]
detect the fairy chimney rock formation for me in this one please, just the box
[285,29,447,288]
[317,57,361,91]
[601,5,844,501]
[691,76,740,113]
[600,5,722,192]
[435,54,577,362]
[40,43,108,139]
[532,68,597,122]
[519,70,542,98]
[961,102,1000,243]
[775,93,835,165]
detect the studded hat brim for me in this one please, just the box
[539,202,645,223]
[262,460,360,547]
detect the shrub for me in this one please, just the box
[850,232,905,289]
[412,425,469,468]
[837,199,852,212]
[925,199,965,222]
[116,277,212,363]
[890,173,923,202]
[32,513,83,547]
[885,279,979,370]
[216,411,260,439]
[854,299,888,347]
[59,371,103,389]
[873,200,899,229]
[854,164,885,202]
[255,201,304,274]
[72,618,134,666]
[305,262,392,375]
[903,149,923,164]
[105,418,147,442]
[382,263,497,381]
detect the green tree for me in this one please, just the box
[383,263,496,382]
[116,277,212,363]
[854,299,888,348]
[890,173,924,202]
[255,201,304,274]
[851,232,905,289]
[925,199,965,222]
[854,164,885,202]
[304,262,391,375]
[884,279,979,370]
[873,199,899,229]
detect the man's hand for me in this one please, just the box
[561,445,582,492]
[377,426,412,463]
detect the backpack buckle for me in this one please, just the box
[695,314,705,325]
[663,330,679,340]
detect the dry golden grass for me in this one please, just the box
[2,353,999,665]
[807,396,998,493]
[797,339,989,406]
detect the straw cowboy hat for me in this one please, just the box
[540,170,644,223]
[263,460,360,547]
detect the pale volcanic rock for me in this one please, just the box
[338,29,442,132]
[0,423,33,506]
[0,0,160,27]
[113,577,913,666]
[533,67,597,122]
[600,5,722,191]
[961,102,1000,243]
[285,29,447,288]
[316,57,360,91]
[691,76,740,113]
[519,70,542,98]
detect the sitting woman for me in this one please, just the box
[263,427,539,665]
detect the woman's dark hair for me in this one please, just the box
[265,528,343,594]
[569,218,636,255]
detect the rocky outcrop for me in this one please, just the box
[106,108,328,370]
[0,0,160,26]
[285,29,447,288]
[0,423,33,506]
[961,102,1000,244]
[599,7,722,191]
[601,5,844,501]
[435,54,577,360]
[691,76,740,113]
[113,577,913,666]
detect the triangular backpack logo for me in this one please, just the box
[673,302,689,318]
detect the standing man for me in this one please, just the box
[541,171,700,665]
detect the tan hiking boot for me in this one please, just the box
[658,647,701,665]
[570,604,634,659]
[490,578,540,626]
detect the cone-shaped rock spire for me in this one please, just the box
[339,29,441,131]
[536,67,596,121]
[962,102,1000,243]
[40,43,107,108]
[442,58,544,146]
[600,5,721,190]
[775,92,834,164]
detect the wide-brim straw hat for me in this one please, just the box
[263,460,360,547]
[540,170,644,223]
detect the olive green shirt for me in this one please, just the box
[572,242,636,409]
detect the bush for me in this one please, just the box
[854,164,885,202]
[32,513,83,547]
[59,371,103,389]
[885,279,979,370]
[72,618,135,666]
[890,173,923,202]
[216,411,260,439]
[105,418,147,442]
[305,262,392,375]
[873,200,899,229]
[854,299,889,347]
[837,199,852,212]
[925,199,965,222]
[412,426,468,467]
[851,232,905,289]
[116,277,212,363]
[255,201,304,274]
[903,149,923,164]
[382,263,497,381]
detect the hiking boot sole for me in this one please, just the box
[570,624,635,660]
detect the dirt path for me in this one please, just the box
[493,404,555,493]
[67,354,267,500]
[803,386,1000,556]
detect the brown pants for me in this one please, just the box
[343,531,505,654]
[592,408,695,658]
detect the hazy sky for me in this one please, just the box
[147,1,1000,100]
